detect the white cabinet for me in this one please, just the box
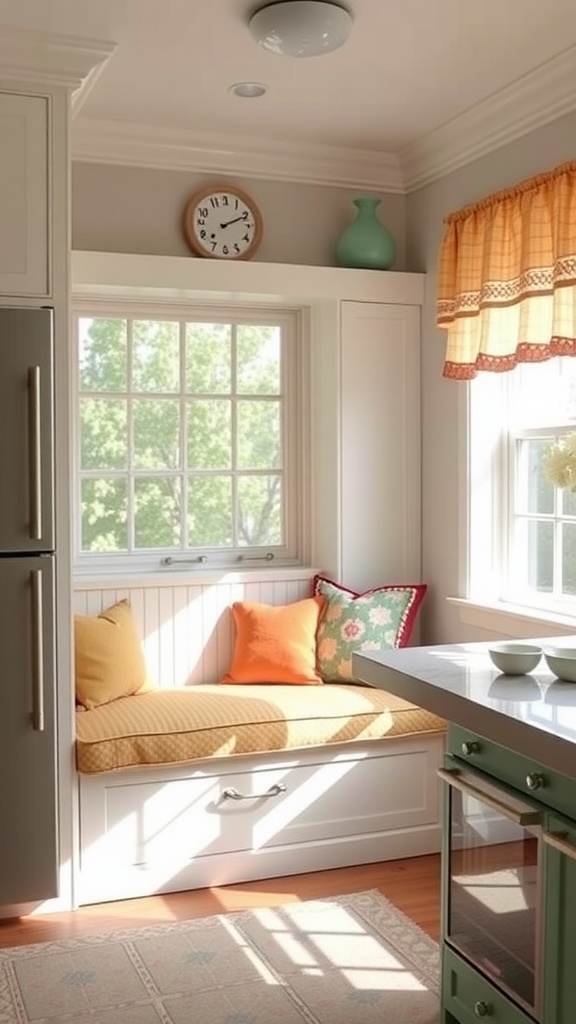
[339,301,421,591]
[0,92,49,297]
[310,294,422,592]
[77,735,444,904]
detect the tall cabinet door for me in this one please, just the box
[340,301,421,592]
[0,93,49,297]
[0,555,58,904]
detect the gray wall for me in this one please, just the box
[406,109,576,644]
[72,163,406,269]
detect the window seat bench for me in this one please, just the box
[75,682,446,906]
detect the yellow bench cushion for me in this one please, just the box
[75,683,446,774]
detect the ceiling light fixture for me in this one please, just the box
[248,1,353,58]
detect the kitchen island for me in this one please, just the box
[353,639,576,780]
[353,639,576,1024]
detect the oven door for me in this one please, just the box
[439,758,544,1020]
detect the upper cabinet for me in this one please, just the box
[0,92,49,297]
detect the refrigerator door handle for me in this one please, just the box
[28,366,42,541]
[31,568,44,732]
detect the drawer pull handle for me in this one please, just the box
[526,772,545,791]
[474,1001,492,1017]
[222,783,286,801]
[28,366,43,541]
[437,768,541,827]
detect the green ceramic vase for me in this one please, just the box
[336,197,396,270]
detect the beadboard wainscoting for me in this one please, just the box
[72,570,317,688]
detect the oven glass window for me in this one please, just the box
[448,786,539,1012]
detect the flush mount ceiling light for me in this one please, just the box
[249,1,353,57]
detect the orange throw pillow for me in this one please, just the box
[221,596,326,685]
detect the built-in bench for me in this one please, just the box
[74,574,446,906]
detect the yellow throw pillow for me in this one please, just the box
[74,599,149,710]
[221,596,326,685]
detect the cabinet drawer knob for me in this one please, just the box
[474,1001,492,1017]
[461,740,480,756]
[525,772,545,791]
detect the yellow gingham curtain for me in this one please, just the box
[437,160,576,380]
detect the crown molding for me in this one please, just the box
[400,43,576,192]
[0,28,115,92]
[71,119,405,192]
[71,56,115,117]
[70,40,576,193]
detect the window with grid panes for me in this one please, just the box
[73,305,304,572]
[469,357,576,616]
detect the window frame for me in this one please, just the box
[71,296,309,576]
[462,363,576,631]
[506,426,576,613]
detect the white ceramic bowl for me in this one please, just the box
[488,643,542,675]
[543,648,576,683]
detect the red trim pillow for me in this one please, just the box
[313,575,427,682]
[221,596,326,684]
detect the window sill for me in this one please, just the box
[448,597,576,638]
[72,565,319,590]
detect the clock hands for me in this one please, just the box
[220,212,249,229]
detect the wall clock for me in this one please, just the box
[183,183,263,260]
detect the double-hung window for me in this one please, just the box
[468,357,576,621]
[73,303,305,573]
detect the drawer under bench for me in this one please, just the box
[77,733,445,905]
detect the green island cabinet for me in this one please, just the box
[352,639,576,1024]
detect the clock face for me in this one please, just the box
[183,186,263,260]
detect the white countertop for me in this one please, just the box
[352,638,576,781]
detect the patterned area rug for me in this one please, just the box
[0,889,440,1024]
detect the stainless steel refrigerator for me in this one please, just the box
[0,306,58,905]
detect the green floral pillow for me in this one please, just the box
[314,575,427,682]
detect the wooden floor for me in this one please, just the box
[0,854,440,949]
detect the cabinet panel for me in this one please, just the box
[443,946,535,1024]
[81,745,439,872]
[0,93,49,297]
[77,735,444,903]
[543,814,576,1024]
[0,556,58,904]
[340,301,421,591]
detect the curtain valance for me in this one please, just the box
[437,160,576,380]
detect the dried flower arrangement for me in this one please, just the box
[542,433,576,492]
